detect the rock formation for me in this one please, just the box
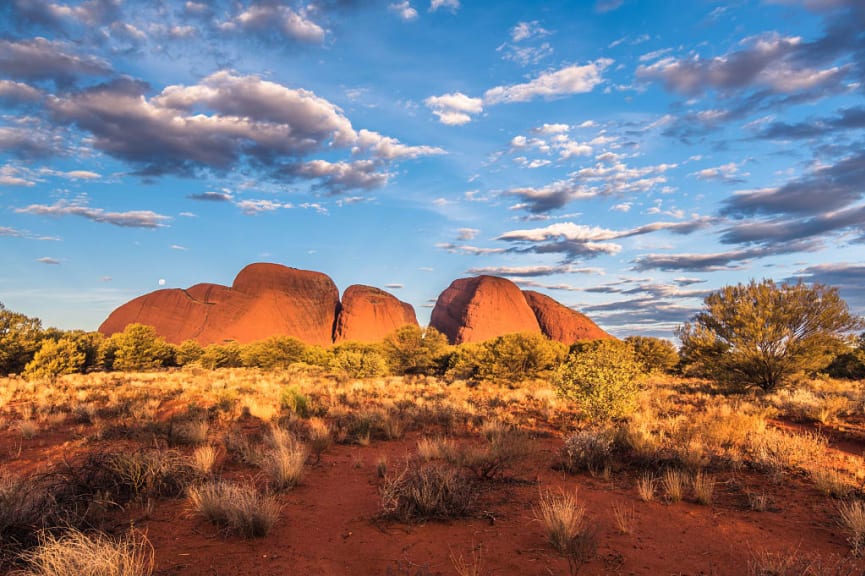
[429,275,542,344]
[100,263,340,346]
[522,290,612,344]
[333,285,418,343]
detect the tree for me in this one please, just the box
[240,336,307,369]
[625,336,680,374]
[382,325,449,375]
[24,337,85,379]
[0,303,44,375]
[825,332,865,380]
[677,279,864,391]
[175,339,205,366]
[553,339,644,421]
[478,333,566,384]
[108,324,174,371]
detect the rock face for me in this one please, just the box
[100,263,340,346]
[522,290,613,344]
[430,276,542,344]
[334,285,418,343]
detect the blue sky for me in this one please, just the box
[1,0,864,338]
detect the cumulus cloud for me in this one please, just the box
[787,262,865,312]
[0,123,64,159]
[631,239,820,271]
[8,0,123,30]
[389,1,418,21]
[220,2,326,43]
[16,199,171,228]
[691,161,749,184]
[46,71,438,190]
[484,59,613,104]
[456,228,479,241]
[424,92,484,125]
[0,80,42,104]
[293,159,390,193]
[0,37,112,84]
[234,199,292,215]
[720,204,865,246]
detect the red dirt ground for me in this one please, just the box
[3,420,864,576]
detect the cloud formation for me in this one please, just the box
[16,199,171,228]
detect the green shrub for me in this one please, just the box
[24,337,86,380]
[198,342,243,370]
[329,343,388,378]
[175,339,204,366]
[625,336,679,374]
[280,385,310,417]
[382,325,449,375]
[553,340,644,421]
[240,336,306,369]
[0,303,45,375]
[107,324,174,371]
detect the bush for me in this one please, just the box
[241,336,306,369]
[198,342,243,370]
[379,460,475,522]
[553,340,644,422]
[0,303,45,375]
[107,324,174,371]
[188,480,281,538]
[175,339,204,366]
[625,336,679,374]
[561,427,616,474]
[24,337,86,380]
[382,325,449,375]
[678,280,863,391]
[280,385,310,417]
[329,342,388,378]
[478,333,567,384]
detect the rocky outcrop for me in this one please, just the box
[333,285,418,343]
[522,290,613,344]
[99,263,340,346]
[429,276,542,344]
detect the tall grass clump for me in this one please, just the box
[379,461,475,522]
[534,489,596,567]
[188,480,280,538]
[17,528,154,576]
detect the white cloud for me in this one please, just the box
[390,1,418,21]
[457,228,479,240]
[430,0,460,12]
[424,92,484,125]
[484,59,613,104]
[17,199,171,228]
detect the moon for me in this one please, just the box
[158,278,166,286]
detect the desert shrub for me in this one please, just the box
[329,343,388,378]
[825,333,865,379]
[241,336,307,369]
[280,385,310,417]
[188,480,280,538]
[64,330,105,372]
[17,528,154,576]
[838,500,865,556]
[478,333,566,383]
[453,422,533,480]
[382,325,449,376]
[0,474,62,564]
[198,342,243,370]
[553,339,644,421]
[625,336,679,374]
[561,427,616,474]
[260,426,308,491]
[96,448,198,502]
[175,339,204,366]
[677,280,863,391]
[379,460,475,522]
[0,303,45,375]
[107,324,174,372]
[444,343,488,381]
[24,337,86,380]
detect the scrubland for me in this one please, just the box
[2,366,865,575]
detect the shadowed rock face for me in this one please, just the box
[333,285,418,343]
[522,290,613,344]
[99,263,340,346]
[429,276,542,344]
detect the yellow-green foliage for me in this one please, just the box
[329,342,388,378]
[382,325,449,375]
[446,333,566,384]
[240,336,306,369]
[678,279,863,391]
[625,336,679,374]
[175,339,204,366]
[107,324,174,372]
[553,339,644,421]
[198,342,243,370]
[0,302,45,375]
[24,337,86,380]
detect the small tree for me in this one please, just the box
[0,303,45,375]
[382,325,449,375]
[176,339,205,366]
[625,336,679,374]
[240,336,307,369]
[478,333,566,384]
[24,337,86,379]
[677,279,863,391]
[109,324,174,371]
[553,339,644,421]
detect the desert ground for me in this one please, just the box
[2,367,865,575]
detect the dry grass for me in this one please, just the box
[661,469,688,503]
[379,461,475,522]
[188,480,281,538]
[636,472,656,502]
[611,501,635,534]
[534,489,594,561]
[837,500,865,556]
[17,528,154,576]
[18,420,38,439]
[190,445,219,476]
[810,467,853,499]
[692,472,715,505]
[449,546,483,576]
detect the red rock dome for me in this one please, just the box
[522,290,613,344]
[333,285,418,343]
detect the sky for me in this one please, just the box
[1,0,864,339]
